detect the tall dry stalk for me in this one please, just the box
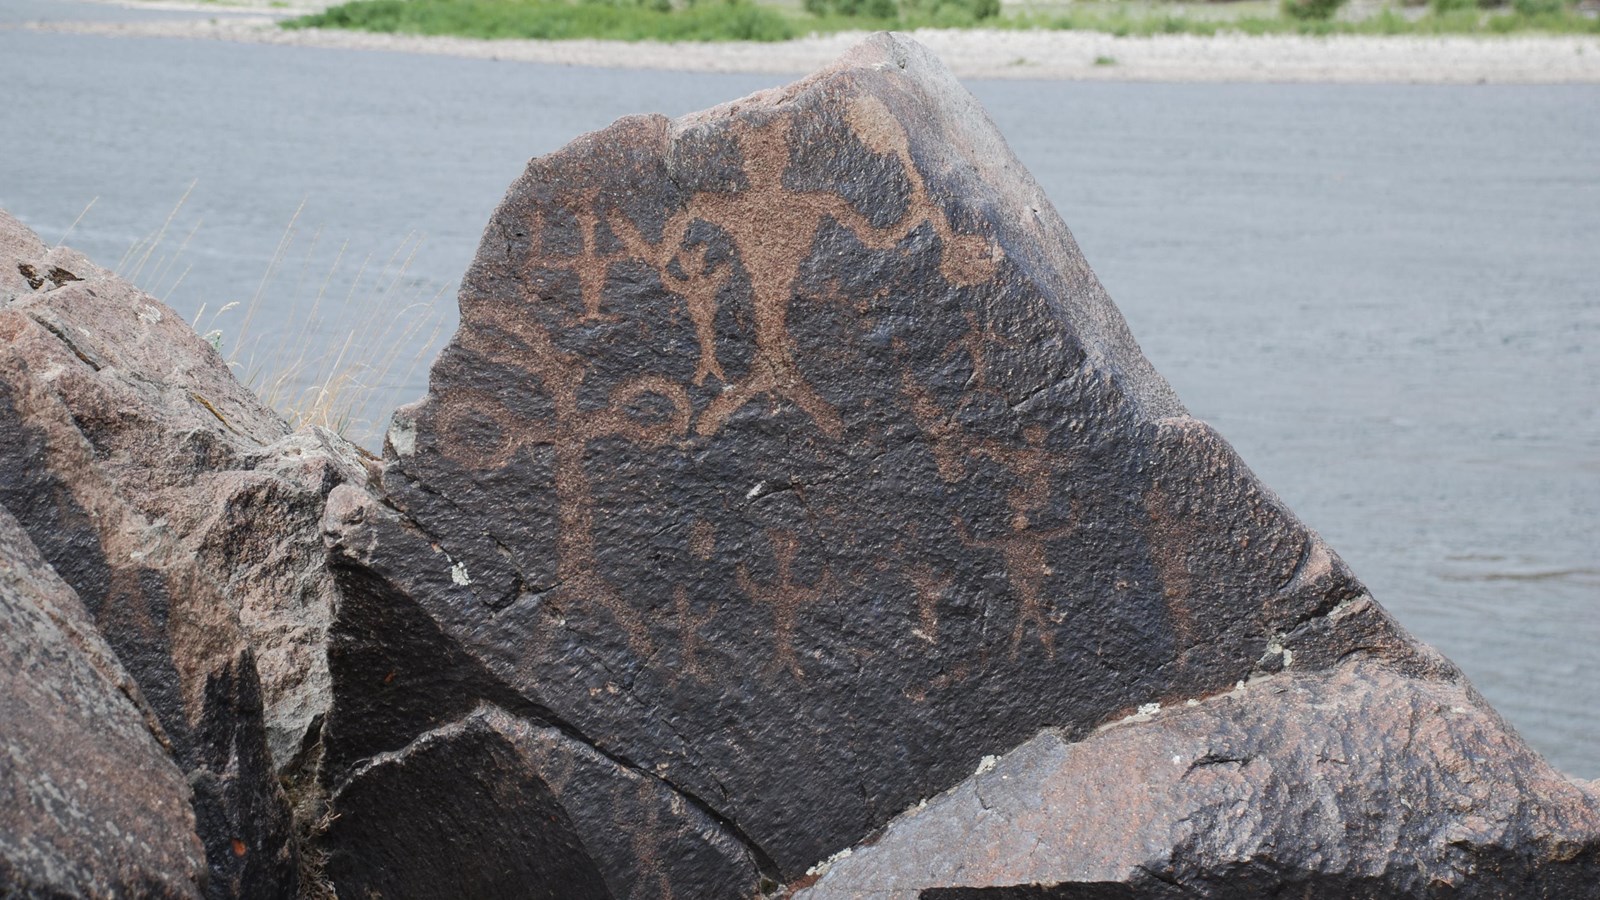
[111,192,448,450]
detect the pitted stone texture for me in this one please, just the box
[798,655,1600,899]
[322,704,766,900]
[0,211,359,771]
[0,209,369,896]
[0,504,206,898]
[372,32,1425,877]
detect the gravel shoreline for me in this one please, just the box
[17,6,1600,82]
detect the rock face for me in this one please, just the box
[322,704,766,899]
[0,210,369,897]
[0,503,206,898]
[319,482,773,898]
[797,651,1600,898]
[313,30,1600,896]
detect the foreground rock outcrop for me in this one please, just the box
[3,32,1597,900]
[1,211,373,897]
[0,503,205,897]
[798,652,1600,898]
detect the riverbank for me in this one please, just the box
[11,3,1600,81]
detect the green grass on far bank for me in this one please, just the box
[1032,2,1600,36]
[287,0,800,40]
[283,0,1600,43]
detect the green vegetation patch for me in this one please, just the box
[1017,2,1600,36]
[286,0,798,42]
[285,0,1600,42]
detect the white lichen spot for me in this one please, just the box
[137,304,162,324]
[388,417,417,457]
[974,754,999,776]
[806,846,854,878]
[1172,754,1183,765]
[1235,680,1247,692]
[450,561,471,586]
[1186,698,1200,707]
[1137,702,1161,717]
[1281,648,1295,668]
[911,627,934,644]
[746,481,765,499]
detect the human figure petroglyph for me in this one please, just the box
[520,96,1002,440]
[951,514,1076,659]
[930,424,1077,659]
[897,303,1079,659]
[734,529,833,680]
[668,242,734,387]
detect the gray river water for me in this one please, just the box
[2,2,1596,778]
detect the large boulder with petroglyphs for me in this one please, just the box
[317,30,1598,895]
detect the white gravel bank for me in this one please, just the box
[17,9,1600,82]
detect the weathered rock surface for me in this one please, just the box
[320,482,772,896]
[0,209,370,896]
[798,651,1600,898]
[0,502,205,897]
[322,703,766,899]
[322,29,1500,889]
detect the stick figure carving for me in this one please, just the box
[734,529,834,680]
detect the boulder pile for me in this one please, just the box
[3,32,1596,899]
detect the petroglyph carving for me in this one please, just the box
[679,107,999,439]
[440,312,691,648]
[512,95,1002,441]
[439,97,1007,666]
[672,585,719,686]
[734,529,834,679]
[1142,483,1197,651]
[952,514,1076,659]
[671,243,734,387]
[905,560,951,647]
[905,355,1078,659]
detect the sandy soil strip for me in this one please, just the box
[17,13,1600,82]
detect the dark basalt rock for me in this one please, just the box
[798,653,1600,898]
[0,503,206,897]
[320,482,771,897]
[330,31,1457,886]
[321,703,765,899]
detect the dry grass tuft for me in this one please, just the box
[113,189,448,450]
